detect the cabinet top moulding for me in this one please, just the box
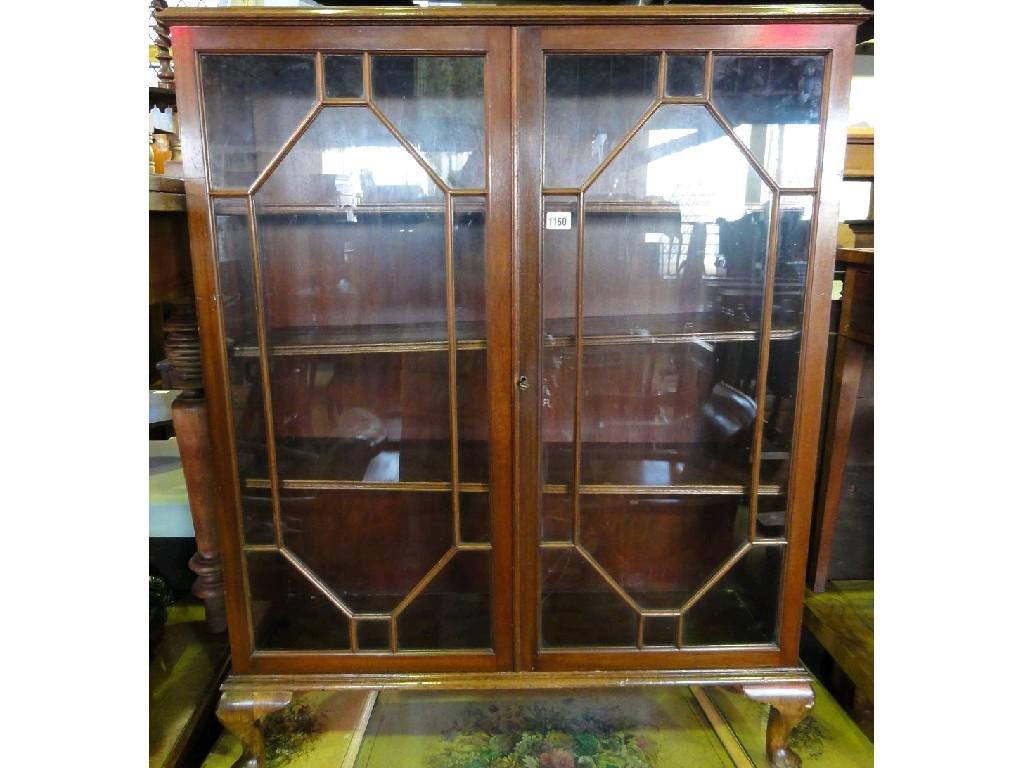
[160,5,872,27]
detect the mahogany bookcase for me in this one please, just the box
[163,6,868,766]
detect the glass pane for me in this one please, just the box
[324,55,363,99]
[397,550,491,650]
[239,487,274,545]
[201,55,316,189]
[454,197,489,483]
[683,545,783,646]
[581,104,773,487]
[213,200,272,542]
[253,107,446,348]
[643,615,679,648]
[372,56,485,188]
[712,55,826,189]
[258,105,442,206]
[268,353,451,483]
[541,548,636,648]
[541,194,578,487]
[281,489,451,615]
[248,550,351,650]
[541,493,572,543]
[760,195,815,514]
[579,345,760,487]
[579,495,748,611]
[666,54,706,97]
[545,55,658,188]
[357,619,390,651]
[460,492,490,543]
[754,494,787,541]
[457,351,490,484]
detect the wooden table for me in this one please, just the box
[150,600,230,768]
[803,580,874,737]
[809,249,874,592]
[200,674,874,768]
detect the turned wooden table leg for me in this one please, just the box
[741,682,815,768]
[216,690,293,768]
[165,310,226,633]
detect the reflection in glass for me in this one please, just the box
[372,56,485,188]
[580,104,773,484]
[545,55,658,188]
[759,195,814,524]
[253,107,447,347]
[454,197,487,333]
[454,198,491,484]
[259,106,442,207]
[248,550,351,650]
[397,550,492,650]
[201,55,316,189]
[541,548,636,648]
[712,55,825,188]
[683,545,782,645]
[540,196,579,492]
[324,55,363,99]
[460,492,490,543]
[579,495,748,611]
[281,489,451,615]
[213,200,270,498]
[666,55,706,97]
[266,352,474,483]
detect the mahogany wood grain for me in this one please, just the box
[173,396,227,633]
[161,6,872,27]
[168,9,866,682]
[809,262,871,592]
[775,24,857,663]
[741,682,815,768]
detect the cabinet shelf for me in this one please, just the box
[215,202,483,216]
[244,478,488,493]
[544,442,787,495]
[230,314,799,358]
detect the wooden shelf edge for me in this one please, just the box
[161,6,873,27]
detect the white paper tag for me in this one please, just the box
[545,211,572,230]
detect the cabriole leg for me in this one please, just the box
[216,690,293,768]
[741,682,815,768]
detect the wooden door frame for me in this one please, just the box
[172,23,517,675]
[513,23,857,672]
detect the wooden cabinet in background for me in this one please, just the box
[164,5,868,766]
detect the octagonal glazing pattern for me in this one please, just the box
[712,55,826,189]
[539,52,807,651]
[200,54,317,189]
[207,51,495,654]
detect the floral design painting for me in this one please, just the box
[428,699,658,768]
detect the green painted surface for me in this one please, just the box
[201,676,873,768]
[203,690,369,768]
[804,580,874,699]
[706,681,873,768]
[355,689,733,768]
[150,601,229,768]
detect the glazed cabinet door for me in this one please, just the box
[516,24,855,670]
[175,25,514,673]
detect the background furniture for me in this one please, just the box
[150,130,227,634]
[163,6,867,767]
